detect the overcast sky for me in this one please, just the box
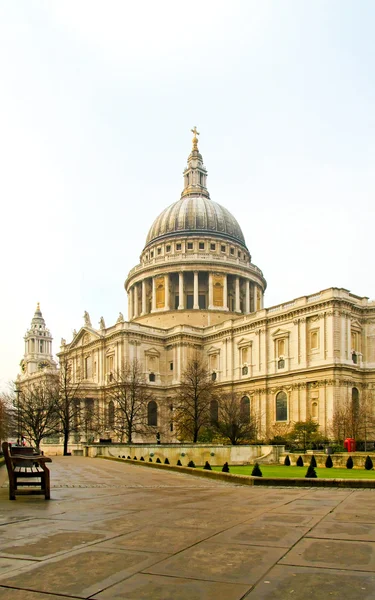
[1,1,374,389]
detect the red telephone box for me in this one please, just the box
[344,438,356,452]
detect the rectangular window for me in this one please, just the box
[186,294,194,309]
[176,243,182,251]
[199,242,205,250]
[221,245,226,252]
[174,295,179,309]
[150,251,154,258]
[210,243,216,251]
[199,295,206,309]
[187,242,193,250]
[310,330,319,350]
[157,247,161,255]
[230,247,234,255]
[166,245,171,252]
[170,362,173,371]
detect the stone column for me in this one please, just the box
[178,272,184,309]
[132,285,138,318]
[235,276,241,312]
[141,279,147,315]
[245,279,250,313]
[165,273,170,310]
[152,277,156,312]
[129,286,133,320]
[193,271,199,309]
[223,275,228,310]
[208,272,213,309]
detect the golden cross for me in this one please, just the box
[191,126,199,138]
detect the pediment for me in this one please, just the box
[272,328,290,338]
[144,347,160,357]
[351,319,361,330]
[207,345,220,355]
[237,337,252,348]
[69,327,100,349]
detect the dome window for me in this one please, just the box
[221,245,226,252]
[187,242,193,250]
[199,242,205,250]
[210,243,216,251]
[176,243,182,251]
[230,247,235,255]
[166,245,171,252]
[150,251,154,258]
[238,251,241,258]
[157,247,161,255]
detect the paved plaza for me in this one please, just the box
[0,457,374,598]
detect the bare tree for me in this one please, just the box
[105,359,153,443]
[14,376,60,451]
[0,393,14,444]
[54,358,83,455]
[212,392,258,445]
[331,389,375,448]
[174,355,217,443]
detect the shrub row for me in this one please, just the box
[284,454,374,470]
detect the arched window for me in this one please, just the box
[211,372,217,381]
[240,396,250,422]
[311,401,318,418]
[210,399,219,424]
[108,400,115,428]
[149,372,155,382]
[242,366,248,375]
[148,400,158,426]
[276,391,288,422]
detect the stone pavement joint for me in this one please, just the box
[0,456,374,599]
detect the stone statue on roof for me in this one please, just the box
[83,311,92,327]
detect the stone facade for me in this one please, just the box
[18,130,375,443]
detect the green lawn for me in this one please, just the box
[210,465,375,479]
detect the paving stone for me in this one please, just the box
[101,524,212,553]
[209,521,309,547]
[307,520,375,542]
[246,565,375,599]
[280,538,375,571]
[146,541,285,584]
[0,530,107,559]
[0,590,77,599]
[92,573,251,599]
[0,548,169,597]
[0,558,35,576]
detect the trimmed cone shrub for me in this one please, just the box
[305,465,317,478]
[156,457,161,463]
[187,460,196,468]
[251,463,263,477]
[310,455,317,468]
[284,455,291,466]
[122,455,125,459]
[133,456,137,461]
[140,456,145,461]
[149,457,153,462]
[127,456,131,459]
[346,456,354,469]
[164,458,170,464]
[296,456,304,467]
[177,459,182,466]
[365,455,374,470]
[325,455,333,468]
[118,455,121,458]
[222,462,230,472]
[203,461,212,470]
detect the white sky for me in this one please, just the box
[1,0,374,389]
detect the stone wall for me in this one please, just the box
[84,443,284,465]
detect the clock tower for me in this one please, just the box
[20,303,56,377]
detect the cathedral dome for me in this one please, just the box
[145,196,246,248]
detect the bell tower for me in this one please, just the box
[20,303,56,376]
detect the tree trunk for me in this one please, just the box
[63,430,69,455]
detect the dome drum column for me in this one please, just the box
[141,280,147,315]
[235,276,241,313]
[178,272,184,309]
[193,271,199,309]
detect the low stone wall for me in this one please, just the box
[39,443,84,456]
[98,456,375,489]
[85,443,284,466]
[280,452,375,469]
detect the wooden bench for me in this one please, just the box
[2,442,52,500]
